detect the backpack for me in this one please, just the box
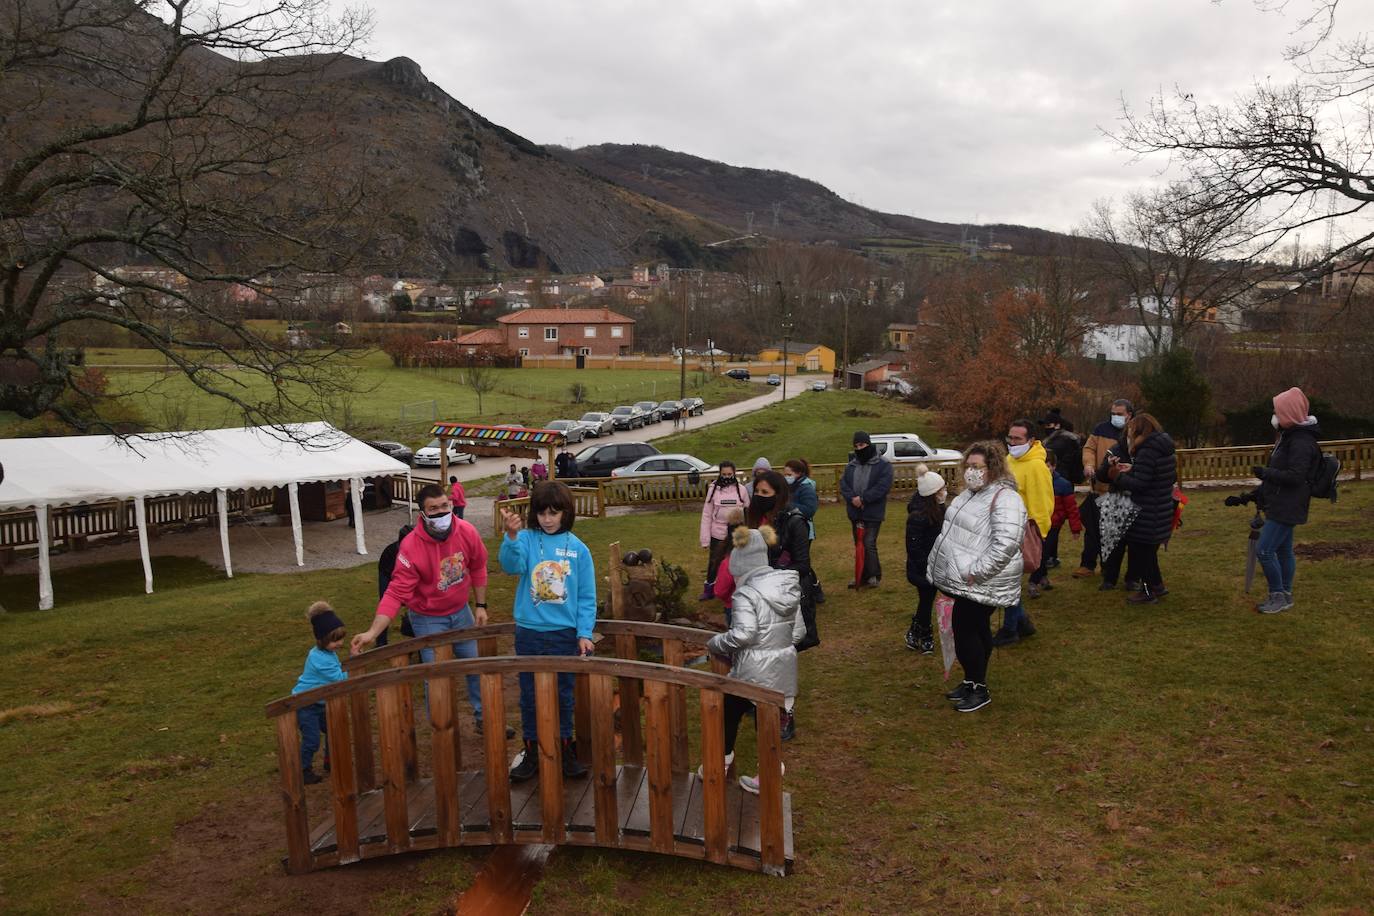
[1310,452,1341,502]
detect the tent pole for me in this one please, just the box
[134,495,153,594]
[36,506,53,610]
[351,477,366,555]
[216,488,233,578]
[406,470,414,523]
[288,481,304,567]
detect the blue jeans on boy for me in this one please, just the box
[297,702,327,772]
[1256,520,1296,593]
[409,606,483,721]
[515,626,578,741]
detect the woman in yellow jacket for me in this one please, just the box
[993,419,1054,647]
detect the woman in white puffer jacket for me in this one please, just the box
[927,441,1027,713]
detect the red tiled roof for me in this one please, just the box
[497,308,634,324]
[453,328,505,345]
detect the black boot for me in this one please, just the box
[561,738,587,778]
[509,739,539,783]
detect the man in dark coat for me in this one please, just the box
[375,524,416,646]
[839,431,894,588]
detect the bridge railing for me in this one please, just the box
[266,620,788,876]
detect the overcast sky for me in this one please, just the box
[345,0,1371,233]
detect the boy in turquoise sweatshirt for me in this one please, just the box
[292,601,348,784]
[498,481,596,784]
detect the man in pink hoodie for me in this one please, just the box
[352,483,492,729]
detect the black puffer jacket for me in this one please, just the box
[905,493,943,587]
[1252,424,1323,526]
[765,505,812,577]
[1114,431,1177,545]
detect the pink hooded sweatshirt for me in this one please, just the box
[1273,387,1312,429]
[699,476,750,546]
[378,517,488,619]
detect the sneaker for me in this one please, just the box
[780,710,796,742]
[1125,590,1157,605]
[904,627,921,651]
[991,628,1019,648]
[1098,581,1117,591]
[696,753,736,781]
[1283,590,1294,608]
[919,635,934,655]
[1040,578,1055,591]
[302,768,323,785]
[1017,616,1036,638]
[1072,566,1095,579]
[738,762,785,795]
[945,680,975,701]
[865,577,881,588]
[561,738,587,778]
[1046,557,1061,569]
[1027,582,1042,599]
[1151,585,1169,600]
[813,583,826,604]
[954,684,990,713]
[1125,579,1141,591]
[1256,592,1290,614]
[509,740,539,782]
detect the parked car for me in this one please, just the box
[869,433,963,464]
[656,400,683,420]
[810,380,828,392]
[610,454,715,478]
[683,397,705,416]
[543,419,586,444]
[634,400,663,424]
[766,373,782,386]
[610,405,647,430]
[366,440,414,464]
[574,442,661,478]
[724,368,751,380]
[412,438,477,467]
[578,411,616,437]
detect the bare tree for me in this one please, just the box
[1112,0,1374,282]
[0,0,372,439]
[463,360,497,414]
[1085,183,1257,354]
[1011,234,1107,360]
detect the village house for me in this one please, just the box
[1320,254,1374,300]
[756,341,835,373]
[495,307,635,357]
[844,359,891,391]
[886,322,921,351]
[451,327,508,357]
[1082,314,1172,362]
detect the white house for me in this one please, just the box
[1082,320,1171,363]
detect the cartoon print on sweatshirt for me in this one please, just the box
[530,558,570,604]
[437,552,467,591]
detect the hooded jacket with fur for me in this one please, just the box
[707,526,805,696]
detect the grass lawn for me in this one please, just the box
[1,478,1370,913]
[0,351,758,445]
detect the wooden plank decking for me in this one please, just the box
[306,765,793,868]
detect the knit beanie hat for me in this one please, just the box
[730,525,776,583]
[308,601,346,642]
[917,470,946,497]
[853,430,871,446]
[752,456,771,474]
[1272,386,1311,429]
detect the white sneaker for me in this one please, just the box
[738,762,785,795]
[695,752,734,780]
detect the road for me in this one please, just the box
[408,379,802,483]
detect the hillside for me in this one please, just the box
[552,143,1073,254]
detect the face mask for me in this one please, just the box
[1271,414,1280,430]
[1008,442,1031,459]
[753,495,776,514]
[1110,414,1126,429]
[964,468,986,490]
[783,474,796,485]
[718,475,735,486]
[423,511,453,537]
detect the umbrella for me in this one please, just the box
[1244,507,1265,592]
[854,522,866,587]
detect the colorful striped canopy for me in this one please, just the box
[430,423,565,445]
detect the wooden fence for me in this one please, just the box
[266,620,791,876]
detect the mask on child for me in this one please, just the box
[964,468,986,490]
[783,474,796,485]
[1008,442,1031,458]
[1110,414,1127,429]
[1271,414,1280,429]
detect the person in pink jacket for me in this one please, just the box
[352,483,493,732]
[699,461,750,600]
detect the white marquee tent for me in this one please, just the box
[0,422,411,609]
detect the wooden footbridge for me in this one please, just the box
[265,621,793,877]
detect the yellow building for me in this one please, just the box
[755,341,835,373]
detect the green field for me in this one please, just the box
[0,350,758,445]
[1,467,1370,912]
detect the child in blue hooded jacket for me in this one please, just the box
[499,480,596,783]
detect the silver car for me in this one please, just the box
[578,411,615,437]
[544,419,587,444]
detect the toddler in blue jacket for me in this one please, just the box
[499,481,596,783]
[292,601,348,784]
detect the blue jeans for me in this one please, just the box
[1256,520,1296,593]
[1002,599,1026,634]
[296,702,326,772]
[515,626,578,741]
[409,606,483,720]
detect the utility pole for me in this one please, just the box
[776,280,792,402]
[679,282,689,400]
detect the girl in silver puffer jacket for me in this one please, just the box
[706,525,805,792]
[926,442,1028,713]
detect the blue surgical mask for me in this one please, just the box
[1110,414,1126,429]
[783,474,796,484]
